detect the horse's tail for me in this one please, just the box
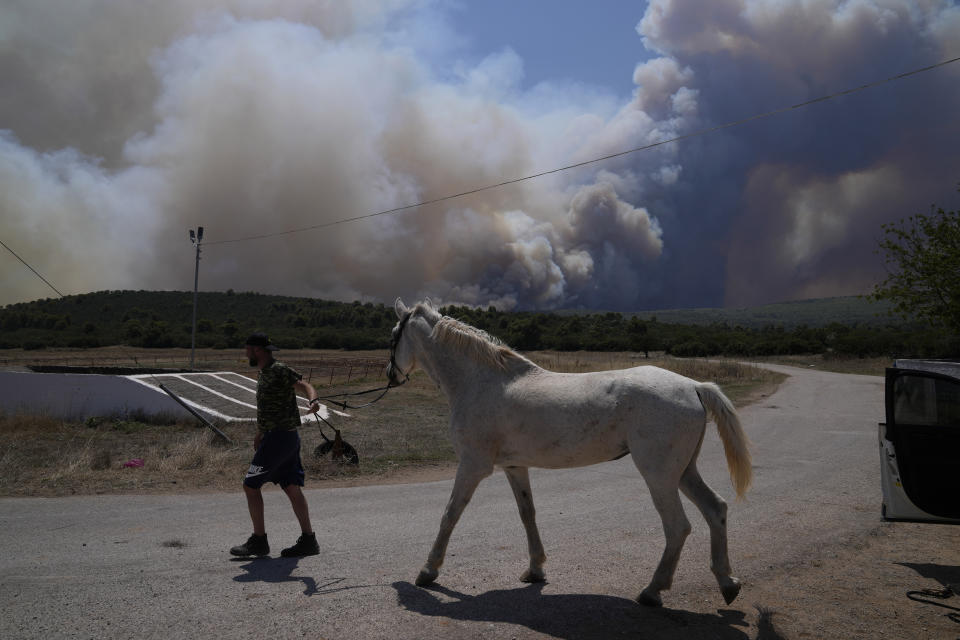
[696,382,752,499]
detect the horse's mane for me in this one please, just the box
[430,315,532,371]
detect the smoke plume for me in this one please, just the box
[1,0,957,310]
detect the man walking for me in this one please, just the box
[230,333,321,558]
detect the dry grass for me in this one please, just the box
[0,415,246,496]
[0,354,784,497]
[747,353,889,376]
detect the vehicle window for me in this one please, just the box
[894,374,960,426]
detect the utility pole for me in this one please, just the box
[189,226,204,370]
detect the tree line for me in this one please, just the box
[0,290,954,358]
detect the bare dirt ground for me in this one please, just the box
[722,522,960,639]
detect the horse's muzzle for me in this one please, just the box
[386,362,408,387]
[386,363,401,386]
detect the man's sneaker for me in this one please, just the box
[230,533,269,557]
[281,532,320,557]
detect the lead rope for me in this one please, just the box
[315,311,412,410]
[315,379,404,411]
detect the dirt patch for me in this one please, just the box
[661,520,960,639]
[301,461,457,489]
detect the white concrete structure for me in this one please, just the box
[0,370,345,423]
[0,370,195,421]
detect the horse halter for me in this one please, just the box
[387,310,413,387]
[314,310,412,411]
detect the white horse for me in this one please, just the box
[387,299,752,607]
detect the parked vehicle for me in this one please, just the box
[879,359,960,523]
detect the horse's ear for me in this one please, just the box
[394,297,408,318]
[424,297,434,310]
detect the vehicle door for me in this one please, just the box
[883,367,960,520]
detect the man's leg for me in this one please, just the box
[282,484,313,534]
[280,484,319,557]
[231,483,270,556]
[245,484,266,535]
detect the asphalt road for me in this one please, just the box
[2,365,891,639]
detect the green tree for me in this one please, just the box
[627,317,650,356]
[221,319,240,337]
[124,320,143,339]
[510,316,543,351]
[871,189,960,334]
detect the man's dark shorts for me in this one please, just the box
[244,429,305,489]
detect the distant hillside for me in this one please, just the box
[0,290,396,350]
[0,290,950,358]
[625,296,897,328]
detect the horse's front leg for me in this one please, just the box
[503,466,546,583]
[416,457,493,587]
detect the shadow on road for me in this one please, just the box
[898,561,960,589]
[392,581,753,639]
[232,557,356,596]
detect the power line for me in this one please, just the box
[0,237,65,298]
[206,54,960,246]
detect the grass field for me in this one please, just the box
[0,350,794,498]
[744,353,890,376]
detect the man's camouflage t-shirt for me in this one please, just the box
[256,361,302,434]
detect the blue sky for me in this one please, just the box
[447,1,649,95]
[1,1,958,311]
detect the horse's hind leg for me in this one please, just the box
[503,466,546,583]
[633,452,692,607]
[680,463,741,604]
[416,457,492,587]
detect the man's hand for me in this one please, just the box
[294,379,321,415]
[253,432,263,450]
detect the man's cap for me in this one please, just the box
[245,332,278,351]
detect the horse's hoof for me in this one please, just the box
[637,590,663,607]
[721,578,742,605]
[415,568,438,587]
[520,568,546,583]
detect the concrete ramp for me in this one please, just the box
[128,372,347,422]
